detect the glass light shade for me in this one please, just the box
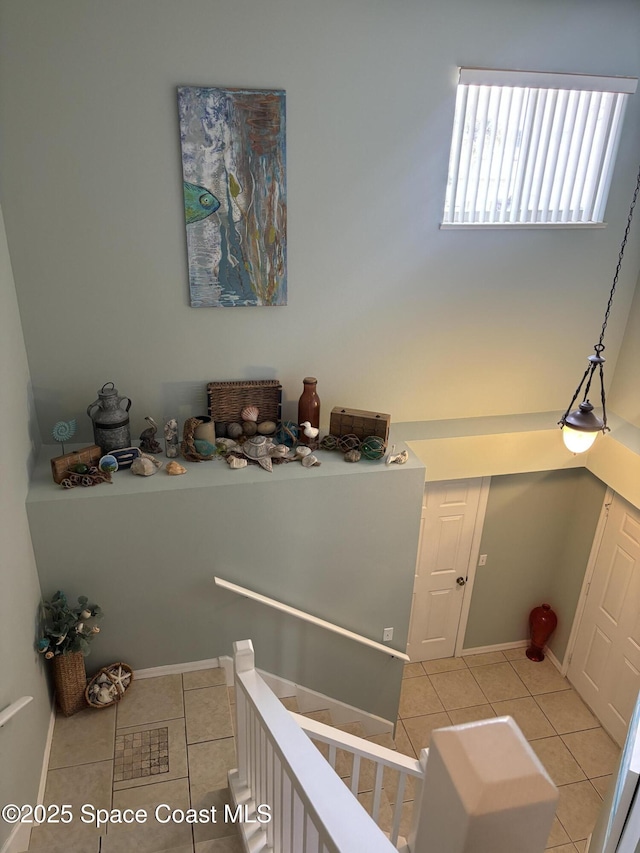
[562,425,599,454]
[560,399,604,453]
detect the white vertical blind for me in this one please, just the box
[442,68,637,226]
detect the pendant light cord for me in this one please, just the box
[560,164,640,428]
[597,165,640,348]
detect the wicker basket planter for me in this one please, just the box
[52,651,87,716]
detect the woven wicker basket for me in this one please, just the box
[85,662,134,709]
[53,651,87,716]
[207,380,282,425]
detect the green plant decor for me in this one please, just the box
[37,590,103,658]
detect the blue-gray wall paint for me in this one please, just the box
[464,469,607,658]
[27,450,426,723]
[0,0,638,439]
[0,0,639,832]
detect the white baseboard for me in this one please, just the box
[2,701,56,853]
[461,639,565,676]
[0,821,29,853]
[544,646,564,675]
[461,640,528,656]
[133,657,221,680]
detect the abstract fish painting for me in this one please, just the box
[178,86,287,307]
[183,181,221,224]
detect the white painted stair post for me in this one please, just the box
[408,717,558,853]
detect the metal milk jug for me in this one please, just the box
[87,382,132,453]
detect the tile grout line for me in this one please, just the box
[403,656,611,850]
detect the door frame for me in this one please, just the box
[563,486,614,676]
[453,476,491,657]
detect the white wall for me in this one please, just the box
[0,203,51,852]
[0,0,638,444]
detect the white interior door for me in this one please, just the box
[407,478,486,662]
[568,493,640,746]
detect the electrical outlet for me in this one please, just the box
[383,627,393,642]
[478,554,488,566]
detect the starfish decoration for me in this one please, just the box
[108,665,131,694]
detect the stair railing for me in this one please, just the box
[215,576,410,661]
[292,711,423,848]
[229,639,560,853]
[229,639,400,853]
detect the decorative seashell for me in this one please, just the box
[295,445,312,458]
[257,420,277,435]
[141,452,163,467]
[166,461,187,475]
[269,444,288,458]
[344,449,361,463]
[227,455,248,469]
[242,435,273,459]
[301,454,321,468]
[241,405,259,422]
[227,422,243,439]
[131,456,158,476]
[216,437,238,452]
[386,448,409,465]
[243,421,258,436]
[96,686,115,704]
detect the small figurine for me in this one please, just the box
[164,418,179,458]
[300,421,320,441]
[52,419,77,456]
[139,417,162,454]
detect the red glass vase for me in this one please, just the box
[526,603,557,662]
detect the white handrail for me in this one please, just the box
[0,696,33,728]
[292,711,424,848]
[231,640,399,852]
[214,576,410,662]
[291,712,423,778]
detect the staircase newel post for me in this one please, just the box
[408,717,558,853]
[233,639,255,787]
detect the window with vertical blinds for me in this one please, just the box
[442,68,637,227]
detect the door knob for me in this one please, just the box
[456,576,466,586]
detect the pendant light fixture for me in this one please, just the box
[559,165,640,454]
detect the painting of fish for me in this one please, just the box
[183,181,220,224]
[178,86,287,307]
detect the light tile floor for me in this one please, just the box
[398,648,621,852]
[26,667,241,853]
[26,649,620,852]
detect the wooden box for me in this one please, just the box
[329,407,391,445]
[50,445,102,484]
[207,380,282,425]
